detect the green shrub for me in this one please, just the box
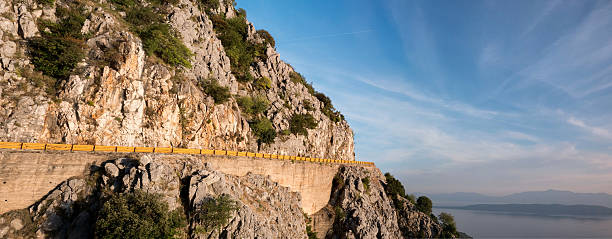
[237,96,268,116]
[254,77,271,90]
[38,6,88,39]
[289,71,314,95]
[209,11,266,84]
[384,173,407,198]
[362,177,370,193]
[384,172,420,208]
[249,117,276,144]
[333,175,345,189]
[314,92,343,123]
[95,191,186,239]
[303,99,314,111]
[199,78,231,104]
[27,37,85,80]
[116,3,192,68]
[256,29,275,48]
[416,196,433,215]
[198,0,220,11]
[439,212,458,238]
[138,23,193,68]
[289,113,317,136]
[125,7,164,27]
[150,0,180,5]
[334,206,345,221]
[36,0,55,6]
[110,0,137,9]
[192,194,238,234]
[306,225,318,239]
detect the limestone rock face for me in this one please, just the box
[0,0,355,161]
[313,166,442,238]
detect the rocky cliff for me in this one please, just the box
[312,166,443,239]
[0,0,354,160]
[0,155,445,239]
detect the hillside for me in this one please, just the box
[0,0,354,161]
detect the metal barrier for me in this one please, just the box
[0,141,375,166]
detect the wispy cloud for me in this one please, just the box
[567,117,612,139]
[513,1,612,98]
[520,0,563,37]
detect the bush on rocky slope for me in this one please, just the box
[192,194,239,234]
[209,8,266,83]
[114,1,192,68]
[237,96,268,116]
[95,191,186,239]
[28,4,88,84]
[199,78,231,104]
[289,113,318,136]
[439,212,459,238]
[249,117,277,144]
[416,196,433,215]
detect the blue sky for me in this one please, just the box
[238,0,612,195]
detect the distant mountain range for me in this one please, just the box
[422,190,612,208]
[440,204,612,216]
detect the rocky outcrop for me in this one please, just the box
[0,155,308,238]
[0,0,354,161]
[313,166,442,238]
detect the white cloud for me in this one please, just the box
[567,117,612,139]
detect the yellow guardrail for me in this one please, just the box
[0,141,375,166]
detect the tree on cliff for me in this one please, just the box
[416,196,433,215]
[95,191,186,239]
[439,212,458,238]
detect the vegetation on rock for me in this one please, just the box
[192,194,238,233]
[114,1,192,68]
[254,76,271,90]
[237,96,268,116]
[249,117,277,144]
[199,78,231,104]
[416,196,433,215]
[28,5,88,85]
[209,9,266,83]
[289,113,318,136]
[439,212,458,238]
[289,71,315,95]
[384,172,417,209]
[36,0,55,5]
[95,191,186,239]
[315,92,344,123]
[256,29,275,48]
